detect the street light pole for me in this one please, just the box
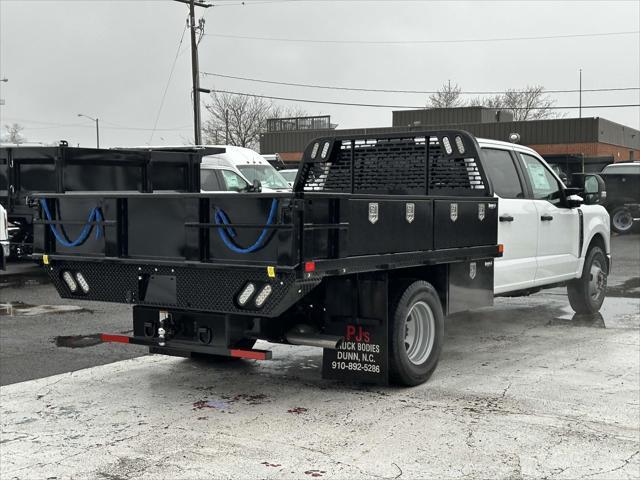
[0,78,7,106]
[78,113,100,148]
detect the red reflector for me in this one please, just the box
[304,261,316,273]
[100,333,130,344]
[229,349,270,360]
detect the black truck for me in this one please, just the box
[29,130,502,386]
[599,161,640,234]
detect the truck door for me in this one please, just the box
[518,153,580,285]
[481,147,538,294]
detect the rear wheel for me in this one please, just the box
[567,246,608,314]
[389,280,444,386]
[611,206,633,234]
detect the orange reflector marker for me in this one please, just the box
[498,244,504,255]
[229,349,271,360]
[100,333,130,344]
[304,261,316,273]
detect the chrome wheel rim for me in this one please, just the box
[613,210,633,231]
[589,258,607,300]
[404,301,436,365]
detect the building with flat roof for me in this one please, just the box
[260,107,639,174]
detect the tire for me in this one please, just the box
[190,338,257,362]
[388,280,444,386]
[611,206,634,234]
[567,246,608,314]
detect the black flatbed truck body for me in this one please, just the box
[30,130,502,385]
[0,143,218,256]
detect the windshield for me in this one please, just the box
[280,170,297,183]
[237,165,290,189]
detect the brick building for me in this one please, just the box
[260,107,640,174]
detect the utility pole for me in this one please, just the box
[579,68,582,118]
[174,0,211,145]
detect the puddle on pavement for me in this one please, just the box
[0,271,50,289]
[53,330,133,348]
[0,302,90,316]
[54,334,103,348]
[550,296,639,329]
[607,277,640,298]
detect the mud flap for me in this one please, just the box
[321,274,389,385]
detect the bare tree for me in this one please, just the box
[203,92,307,149]
[2,123,26,144]
[470,85,558,121]
[427,81,464,108]
[468,94,504,109]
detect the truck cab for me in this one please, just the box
[477,138,610,313]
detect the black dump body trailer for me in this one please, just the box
[31,130,501,386]
[0,144,212,256]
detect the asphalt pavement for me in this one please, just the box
[0,265,146,386]
[0,234,638,478]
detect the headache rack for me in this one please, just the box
[295,130,487,195]
[31,130,500,318]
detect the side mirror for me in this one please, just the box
[565,193,584,208]
[583,174,606,205]
[250,179,262,193]
[570,173,606,205]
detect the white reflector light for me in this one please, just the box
[321,141,330,159]
[75,272,90,293]
[310,142,320,159]
[62,271,78,292]
[254,284,272,308]
[455,136,465,154]
[237,283,256,306]
[442,136,453,155]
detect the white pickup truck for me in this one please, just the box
[479,138,610,314]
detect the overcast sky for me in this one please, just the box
[0,0,638,149]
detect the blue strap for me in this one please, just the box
[40,199,103,248]
[214,198,278,254]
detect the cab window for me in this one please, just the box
[602,164,640,174]
[520,153,562,205]
[481,148,524,199]
[221,169,249,192]
[201,169,221,191]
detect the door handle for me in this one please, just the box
[540,214,554,221]
[499,215,514,222]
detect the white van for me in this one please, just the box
[202,145,290,192]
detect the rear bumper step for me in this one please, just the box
[99,333,272,360]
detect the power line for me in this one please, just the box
[149,18,188,144]
[204,30,640,45]
[201,71,640,95]
[4,117,192,131]
[202,88,640,110]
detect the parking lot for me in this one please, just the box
[1,234,639,479]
